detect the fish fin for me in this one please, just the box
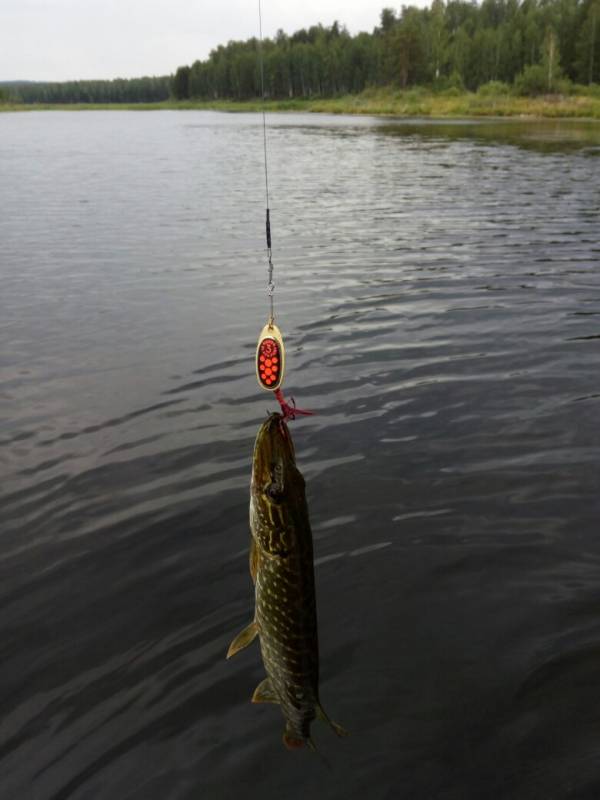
[226,620,258,659]
[317,704,349,737]
[249,537,258,584]
[251,677,279,704]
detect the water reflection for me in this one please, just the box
[376,118,600,155]
[227,413,346,750]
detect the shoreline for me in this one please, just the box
[2,89,600,121]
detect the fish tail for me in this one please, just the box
[282,732,305,750]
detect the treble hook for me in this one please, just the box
[273,388,314,421]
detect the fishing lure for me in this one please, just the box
[256,320,311,419]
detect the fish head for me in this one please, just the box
[252,412,303,500]
[251,413,307,540]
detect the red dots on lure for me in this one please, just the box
[256,323,284,391]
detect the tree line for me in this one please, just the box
[3,0,598,105]
[5,76,171,104]
[174,0,599,99]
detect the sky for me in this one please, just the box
[0,0,411,83]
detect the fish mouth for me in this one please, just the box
[256,413,295,459]
[252,412,297,490]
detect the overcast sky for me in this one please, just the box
[0,1,414,83]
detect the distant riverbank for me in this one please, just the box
[2,88,600,120]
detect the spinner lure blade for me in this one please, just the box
[256,322,285,391]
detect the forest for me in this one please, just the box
[2,0,598,105]
[175,0,599,99]
[2,76,171,104]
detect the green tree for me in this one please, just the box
[542,26,561,89]
[172,65,191,99]
[576,0,600,83]
[379,8,397,34]
[392,7,427,86]
[427,0,449,80]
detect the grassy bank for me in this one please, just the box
[2,88,600,119]
[306,87,600,119]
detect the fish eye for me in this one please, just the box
[265,483,282,501]
[264,461,284,502]
[263,481,285,505]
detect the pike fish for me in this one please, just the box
[227,412,346,750]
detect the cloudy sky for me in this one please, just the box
[0,1,405,82]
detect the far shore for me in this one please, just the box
[2,89,600,121]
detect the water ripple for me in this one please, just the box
[1,111,599,799]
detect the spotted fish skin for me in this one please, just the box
[227,413,347,747]
[249,413,319,746]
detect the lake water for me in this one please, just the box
[1,110,600,799]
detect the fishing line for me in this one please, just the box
[257,0,274,324]
[255,0,285,395]
[254,2,312,419]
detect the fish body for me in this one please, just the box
[228,413,345,748]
